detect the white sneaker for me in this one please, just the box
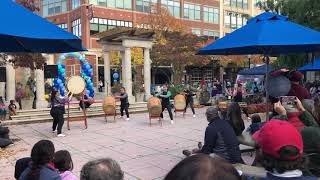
[52,130,56,133]
[57,134,66,137]
[193,114,196,118]
[118,116,123,119]
[171,120,174,124]
[126,118,130,121]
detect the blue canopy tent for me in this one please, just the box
[238,64,273,75]
[298,59,320,71]
[0,0,86,53]
[198,12,320,120]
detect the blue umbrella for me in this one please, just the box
[199,12,320,55]
[298,59,320,71]
[0,0,86,53]
[238,64,273,75]
[198,12,320,121]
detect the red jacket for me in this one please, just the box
[287,83,311,101]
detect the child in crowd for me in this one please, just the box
[8,100,17,117]
[0,97,6,121]
[246,114,265,135]
[54,150,77,180]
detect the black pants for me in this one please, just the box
[16,98,22,110]
[120,104,129,118]
[99,87,103,92]
[184,99,195,114]
[50,107,64,134]
[32,91,36,109]
[161,104,173,120]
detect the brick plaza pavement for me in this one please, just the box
[0,108,253,180]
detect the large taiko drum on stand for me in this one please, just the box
[174,94,186,110]
[147,97,162,117]
[66,76,87,130]
[147,97,162,126]
[103,96,116,122]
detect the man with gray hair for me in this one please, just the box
[183,107,242,164]
[80,158,124,180]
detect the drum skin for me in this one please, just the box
[103,96,116,115]
[147,97,162,117]
[67,76,86,95]
[174,94,186,110]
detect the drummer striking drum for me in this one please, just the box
[157,84,174,124]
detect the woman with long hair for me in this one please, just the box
[50,89,71,137]
[19,140,60,180]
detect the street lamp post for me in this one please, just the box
[247,55,252,68]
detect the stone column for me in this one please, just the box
[124,47,134,102]
[121,51,126,86]
[35,69,47,108]
[104,51,111,95]
[143,48,151,100]
[6,63,15,102]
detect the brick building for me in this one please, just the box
[38,0,263,86]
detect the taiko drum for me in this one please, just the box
[174,94,186,110]
[147,97,162,117]
[103,96,116,115]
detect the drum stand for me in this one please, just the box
[149,114,162,127]
[104,108,116,123]
[174,109,185,117]
[67,94,88,130]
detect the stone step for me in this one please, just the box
[13,102,146,114]
[12,104,147,118]
[3,108,148,125]
[11,106,147,120]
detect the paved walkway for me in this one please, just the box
[0,108,253,180]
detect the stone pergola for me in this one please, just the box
[97,28,155,102]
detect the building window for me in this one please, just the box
[42,0,67,16]
[72,0,80,9]
[70,65,76,76]
[183,3,201,21]
[191,28,201,36]
[89,0,132,10]
[203,7,219,24]
[224,11,247,29]
[57,23,68,31]
[136,0,157,13]
[203,30,219,39]
[161,0,180,17]
[224,0,248,9]
[90,17,133,35]
[72,19,81,37]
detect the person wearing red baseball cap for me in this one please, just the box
[253,120,317,180]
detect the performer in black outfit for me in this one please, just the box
[184,85,196,117]
[50,89,71,137]
[116,87,129,121]
[158,84,174,124]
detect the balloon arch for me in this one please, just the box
[53,52,94,97]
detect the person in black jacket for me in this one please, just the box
[116,87,129,121]
[184,85,196,117]
[183,107,242,164]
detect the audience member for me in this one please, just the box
[183,107,242,164]
[54,150,77,180]
[164,154,241,180]
[0,126,12,148]
[9,100,17,117]
[80,158,123,180]
[19,140,61,180]
[15,157,32,179]
[0,97,6,121]
[253,120,317,179]
[247,114,265,135]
